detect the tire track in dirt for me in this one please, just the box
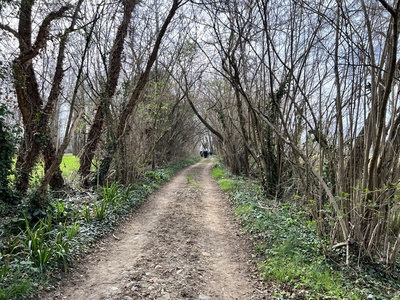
[44,159,272,299]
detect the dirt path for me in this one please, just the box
[45,159,272,299]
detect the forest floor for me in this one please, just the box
[42,158,275,300]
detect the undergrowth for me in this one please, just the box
[213,164,400,299]
[0,158,197,300]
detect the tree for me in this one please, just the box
[188,0,400,268]
[1,1,73,197]
[78,0,138,185]
[95,0,184,185]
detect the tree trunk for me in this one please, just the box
[95,0,182,185]
[43,137,64,189]
[79,0,137,184]
[12,1,72,195]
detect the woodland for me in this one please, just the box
[1,0,400,298]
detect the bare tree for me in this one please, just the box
[187,0,400,268]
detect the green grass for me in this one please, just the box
[60,154,80,176]
[217,179,236,191]
[10,154,81,184]
[37,154,80,177]
[229,182,363,298]
[213,165,236,191]
[211,167,223,179]
[212,163,400,299]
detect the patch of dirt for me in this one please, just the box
[43,159,275,299]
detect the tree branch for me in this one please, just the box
[377,0,395,16]
[185,91,224,143]
[0,23,20,39]
[45,0,84,116]
[20,5,72,64]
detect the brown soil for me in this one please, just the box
[43,159,275,299]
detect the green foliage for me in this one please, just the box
[94,182,129,219]
[22,214,55,271]
[26,190,51,217]
[145,168,172,181]
[0,274,35,300]
[224,174,399,298]
[50,200,74,224]
[211,167,223,179]
[217,179,237,191]
[0,104,19,203]
[260,241,345,298]
[81,205,92,222]
[94,198,108,220]
[1,209,80,281]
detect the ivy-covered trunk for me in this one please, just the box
[13,60,46,194]
[94,0,181,185]
[11,0,72,197]
[79,0,137,184]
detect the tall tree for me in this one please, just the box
[95,0,184,185]
[1,0,73,196]
[79,0,138,185]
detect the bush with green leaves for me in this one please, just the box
[0,259,37,300]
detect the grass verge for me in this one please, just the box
[213,163,400,299]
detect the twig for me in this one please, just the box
[332,241,347,249]
[257,202,274,210]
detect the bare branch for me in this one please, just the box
[20,5,73,64]
[377,0,396,16]
[0,23,20,39]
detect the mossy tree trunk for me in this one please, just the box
[6,0,72,198]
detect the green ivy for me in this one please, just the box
[0,104,18,203]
